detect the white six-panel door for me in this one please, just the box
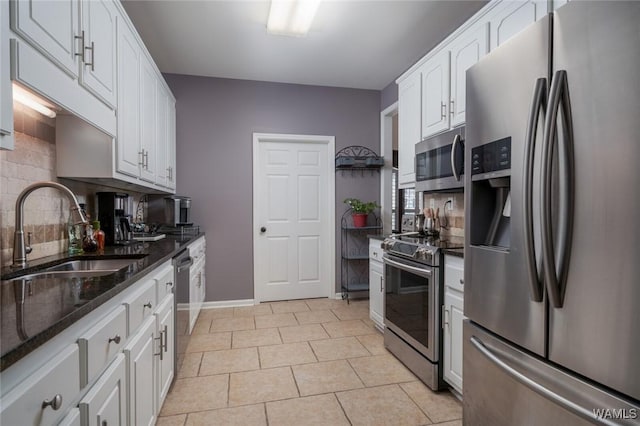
[253,133,335,302]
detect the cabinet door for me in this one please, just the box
[369,259,384,329]
[155,295,175,409]
[0,0,13,149]
[79,0,117,108]
[123,316,157,426]
[115,18,141,177]
[155,83,169,188]
[449,23,489,127]
[11,0,80,78]
[166,98,177,189]
[421,49,450,138]
[490,1,547,50]
[397,71,421,187]
[443,289,464,394]
[139,54,157,183]
[79,353,127,426]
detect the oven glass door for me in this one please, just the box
[384,255,437,362]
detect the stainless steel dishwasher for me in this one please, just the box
[173,248,193,384]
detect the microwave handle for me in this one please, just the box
[451,134,462,182]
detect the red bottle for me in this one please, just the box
[93,221,106,251]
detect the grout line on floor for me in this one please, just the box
[398,380,435,424]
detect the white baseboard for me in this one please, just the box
[334,293,343,300]
[201,299,256,309]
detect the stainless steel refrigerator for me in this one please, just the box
[464,1,640,424]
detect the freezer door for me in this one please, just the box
[547,1,640,402]
[464,321,640,426]
[464,16,550,356]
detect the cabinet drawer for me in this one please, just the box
[189,237,206,263]
[1,345,80,426]
[78,305,127,387]
[444,255,464,293]
[369,240,383,263]
[154,262,175,304]
[123,278,157,334]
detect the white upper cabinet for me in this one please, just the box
[449,22,489,127]
[420,50,450,139]
[398,71,421,187]
[11,0,80,78]
[79,0,117,108]
[116,17,141,177]
[139,54,157,183]
[490,0,548,50]
[166,98,177,190]
[1,0,13,150]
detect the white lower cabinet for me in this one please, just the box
[187,237,206,333]
[155,294,175,409]
[123,316,157,426]
[79,354,127,426]
[0,260,176,426]
[443,255,465,395]
[369,239,384,330]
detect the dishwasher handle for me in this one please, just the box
[176,256,194,273]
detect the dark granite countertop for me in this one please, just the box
[443,248,464,258]
[368,234,388,241]
[0,233,204,371]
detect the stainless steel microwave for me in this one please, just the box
[415,127,465,192]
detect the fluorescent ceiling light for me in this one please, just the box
[12,84,57,118]
[267,0,321,37]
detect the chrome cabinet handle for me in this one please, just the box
[162,325,168,353]
[450,133,462,182]
[459,279,464,286]
[74,31,85,60]
[138,150,145,166]
[143,302,152,309]
[84,41,95,71]
[154,334,163,360]
[523,78,547,303]
[541,70,575,309]
[166,281,173,289]
[449,99,455,116]
[440,102,446,120]
[143,150,149,169]
[42,394,62,410]
[108,334,121,344]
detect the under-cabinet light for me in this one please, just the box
[267,0,321,37]
[12,84,57,118]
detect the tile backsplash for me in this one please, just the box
[0,104,143,268]
[421,192,465,239]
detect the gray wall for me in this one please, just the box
[164,74,381,302]
[380,80,398,111]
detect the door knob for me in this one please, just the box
[260,227,266,233]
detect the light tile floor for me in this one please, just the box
[158,298,462,426]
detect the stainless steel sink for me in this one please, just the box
[8,270,116,281]
[45,258,142,272]
[4,257,146,282]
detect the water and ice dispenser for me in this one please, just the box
[469,137,512,249]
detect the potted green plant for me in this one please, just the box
[344,198,379,227]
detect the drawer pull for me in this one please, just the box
[42,394,62,410]
[108,334,121,344]
[143,302,153,309]
[166,281,173,289]
[460,279,464,285]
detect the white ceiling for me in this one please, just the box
[122,0,488,90]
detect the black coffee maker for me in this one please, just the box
[97,192,133,245]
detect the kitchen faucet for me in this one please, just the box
[12,181,88,268]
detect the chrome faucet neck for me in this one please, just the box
[12,181,88,268]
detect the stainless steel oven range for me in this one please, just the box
[381,235,463,391]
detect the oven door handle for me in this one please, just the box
[383,256,432,278]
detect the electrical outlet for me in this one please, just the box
[429,198,436,209]
[447,197,454,211]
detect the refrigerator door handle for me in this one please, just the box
[523,77,547,302]
[470,336,615,425]
[450,134,462,182]
[541,70,575,309]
